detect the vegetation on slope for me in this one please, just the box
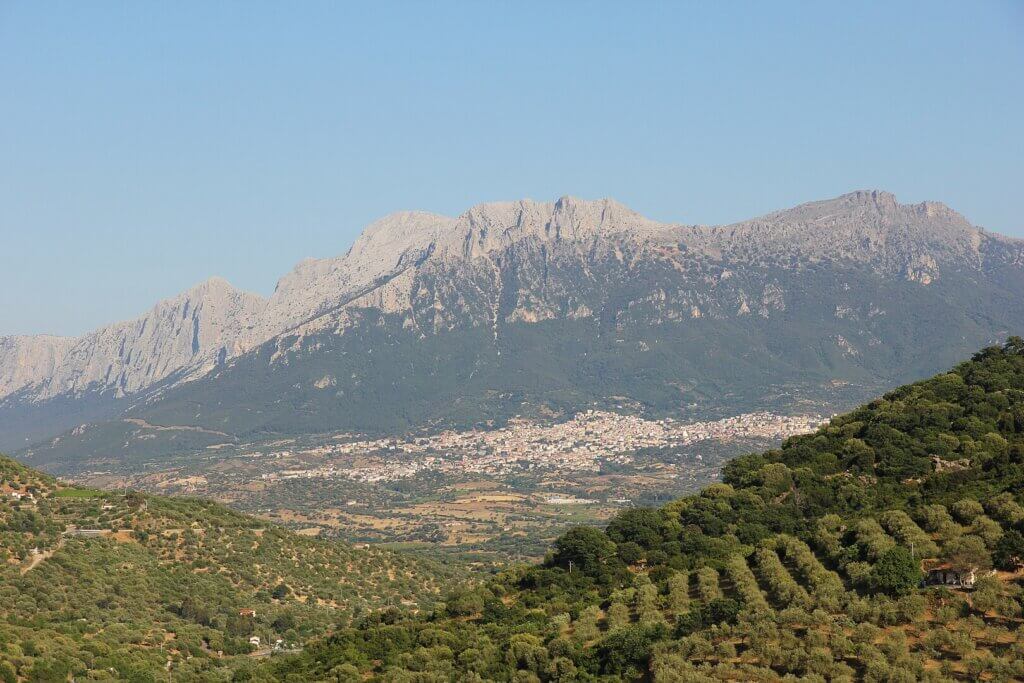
[264,339,1024,682]
[0,457,457,681]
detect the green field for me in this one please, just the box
[51,487,107,498]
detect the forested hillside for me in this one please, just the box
[265,340,1024,682]
[0,456,456,681]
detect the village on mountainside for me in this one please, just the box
[254,410,826,484]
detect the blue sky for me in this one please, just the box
[2,1,1022,336]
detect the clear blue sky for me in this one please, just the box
[2,1,1022,336]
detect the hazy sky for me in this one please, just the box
[2,1,1022,336]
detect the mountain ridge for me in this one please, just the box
[5,189,1024,454]
[1,190,1001,400]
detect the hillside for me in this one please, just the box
[0,456,457,681]
[10,190,1024,467]
[263,340,1024,681]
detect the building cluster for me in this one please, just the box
[255,410,825,485]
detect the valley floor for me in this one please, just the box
[62,410,824,562]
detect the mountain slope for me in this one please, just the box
[263,339,1024,681]
[20,191,1024,473]
[8,191,1024,464]
[1,277,267,402]
[0,278,269,450]
[0,454,456,680]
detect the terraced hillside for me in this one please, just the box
[0,456,457,680]
[265,340,1024,681]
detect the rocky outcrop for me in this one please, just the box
[0,335,75,399]
[2,190,1019,411]
[2,277,266,401]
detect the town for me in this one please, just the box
[254,410,827,484]
[66,409,828,557]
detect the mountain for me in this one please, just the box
[263,339,1024,681]
[0,453,456,680]
[0,278,268,449]
[8,190,1024,468]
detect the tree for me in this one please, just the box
[970,516,1003,548]
[605,508,667,549]
[572,605,601,644]
[272,612,296,632]
[952,499,985,524]
[617,542,644,565]
[606,601,631,631]
[705,597,740,625]
[970,576,1003,615]
[446,588,485,617]
[666,572,690,616]
[945,535,992,571]
[551,527,617,576]
[994,530,1024,570]
[506,634,548,674]
[870,547,922,596]
[598,624,665,675]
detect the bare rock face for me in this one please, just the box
[261,190,1015,350]
[684,190,987,273]
[2,190,1019,417]
[1,277,267,401]
[0,336,75,399]
[252,211,455,341]
[431,196,668,259]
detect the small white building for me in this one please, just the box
[248,636,261,648]
[927,566,977,588]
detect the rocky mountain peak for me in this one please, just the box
[183,275,249,298]
[438,196,668,259]
[550,195,663,238]
[701,189,982,261]
[770,189,972,233]
[148,276,267,338]
[0,335,75,401]
[344,210,454,274]
[838,189,900,209]
[833,189,964,224]
[3,190,1014,419]
[0,276,269,403]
